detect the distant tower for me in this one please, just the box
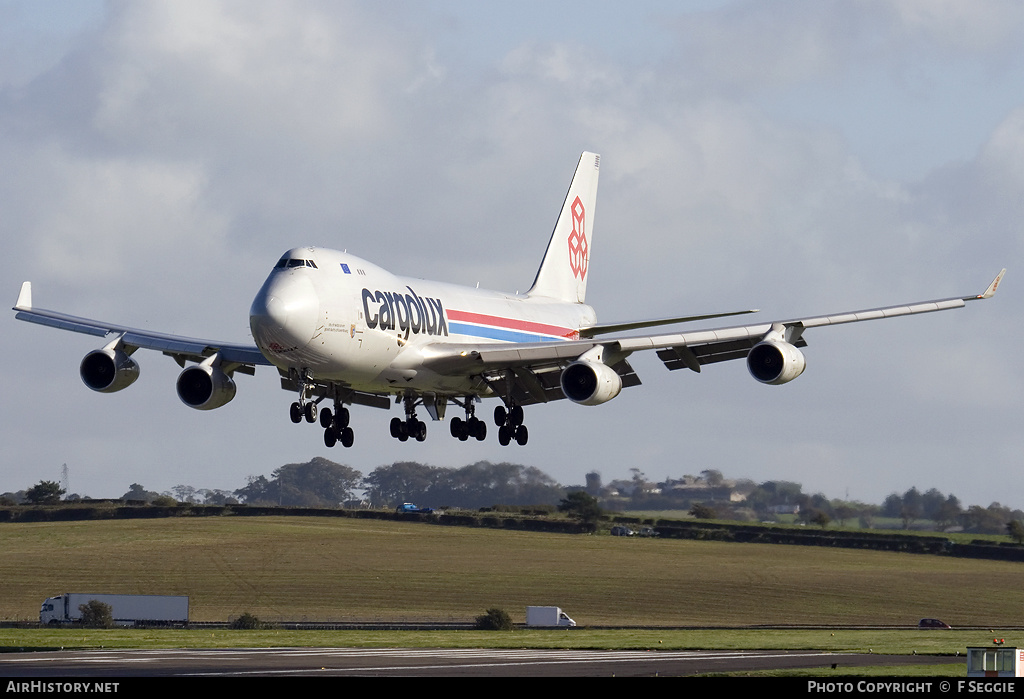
[60,463,69,497]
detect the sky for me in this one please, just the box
[1,0,1021,508]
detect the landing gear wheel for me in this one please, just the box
[494,405,507,427]
[408,418,426,442]
[509,405,524,427]
[468,417,486,441]
[324,428,337,448]
[450,416,464,439]
[393,417,410,442]
[340,427,354,448]
[320,408,333,429]
[304,402,317,423]
[498,425,511,446]
[515,424,529,446]
[290,402,303,424]
[335,407,350,429]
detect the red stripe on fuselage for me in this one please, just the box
[446,309,578,339]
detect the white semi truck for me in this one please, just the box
[525,606,576,627]
[40,593,189,626]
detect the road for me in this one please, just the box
[0,647,963,677]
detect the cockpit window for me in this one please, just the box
[275,258,318,269]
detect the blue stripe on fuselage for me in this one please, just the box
[447,322,563,343]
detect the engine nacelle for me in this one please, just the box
[80,348,140,393]
[560,359,623,406]
[747,340,806,385]
[176,364,236,410]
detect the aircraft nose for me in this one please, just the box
[249,274,319,354]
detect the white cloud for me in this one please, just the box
[25,147,225,283]
[1,1,1021,510]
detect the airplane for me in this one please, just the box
[13,152,1005,449]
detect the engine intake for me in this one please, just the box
[80,348,139,393]
[747,340,806,385]
[176,364,236,410]
[560,359,623,405]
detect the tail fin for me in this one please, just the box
[527,152,600,303]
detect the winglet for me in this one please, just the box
[976,269,1006,300]
[15,281,31,310]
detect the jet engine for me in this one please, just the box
[746,340,806,385]
[560,357,623,406]
[176,363,236,410]
[80,347,139,393]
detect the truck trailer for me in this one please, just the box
[40,593,189,626]
[525,606,576,627]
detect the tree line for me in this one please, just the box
[5,463,1023,536]
[2,458,564,512]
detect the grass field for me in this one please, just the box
[4,515,1024,629]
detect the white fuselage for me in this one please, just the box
[248,247,596,396]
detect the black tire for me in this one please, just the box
[413,420,427,442]
[515,424,529,446]
[340,427,354,448]
[324,428,337,448]
[509,405,524,427]
[450,416,463,438]
[390,417,403,438]
[498,425,511,446]
[336,407,350,429]
[494,405,507,427]
[320,407,333,429]
[290,402,303,424]
[304,402,317,423]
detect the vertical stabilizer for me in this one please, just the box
[527,152,600,303]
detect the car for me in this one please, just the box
[918,618,952,629]
[610,526,634,537]
[395,503,434,514]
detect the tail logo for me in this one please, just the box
[567,196,588,280]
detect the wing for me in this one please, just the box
[13,281,270,371]
[418,270,1006,403]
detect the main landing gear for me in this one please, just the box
[288,371,354,448]
[320,404,354,448]
[449,400,486,442]
[390,394,427,442]
[494,404,528,446]
[290,399,354,448]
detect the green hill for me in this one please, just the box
[6,516,1023,626]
